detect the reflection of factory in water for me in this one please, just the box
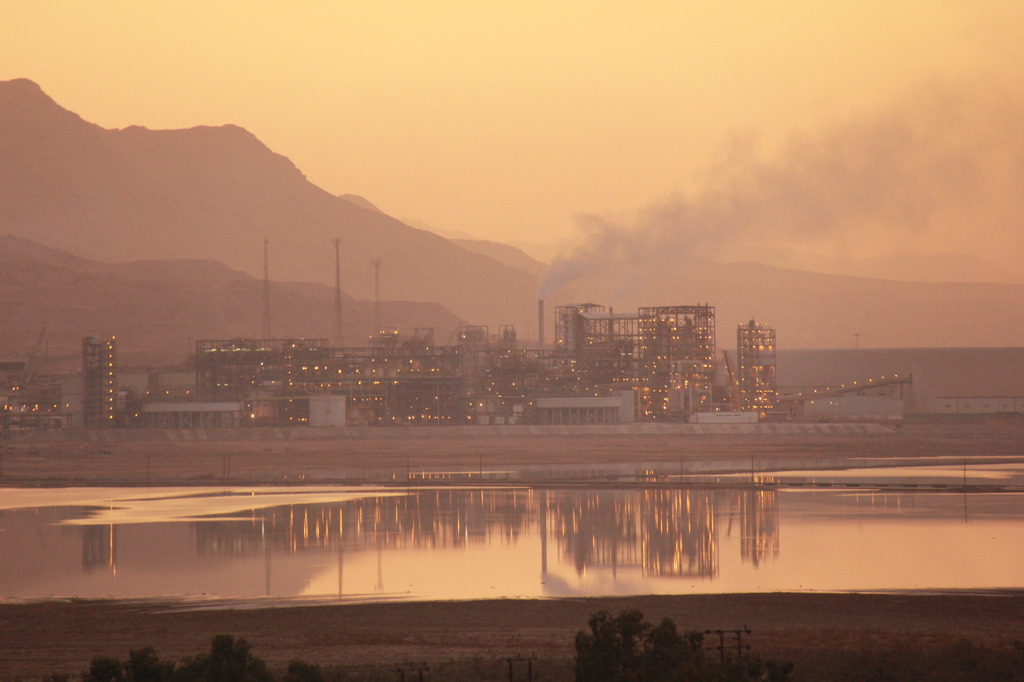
[82,523,118,574]
[195,490,535,556]
[42,487,780,594]
[187,487,780,588]
[545,490,719,578]
[2,487,781,597]
[737,485,780,566]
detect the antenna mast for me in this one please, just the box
[334,238,343,346]
[371,258,382,334]
[262,238,272,338]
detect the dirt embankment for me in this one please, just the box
[1,418,1021,486]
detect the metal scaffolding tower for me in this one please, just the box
[82,336,117,428]
[637,306,716,419]
[737,320,777,412]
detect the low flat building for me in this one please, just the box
[531,391,634,425]
[141,401,244,429]
[777,347,1024,416]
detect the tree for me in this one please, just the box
[126,647,174,682]
[283,659,325,682]
[575,609,660,682]
[172,635,274,682]
[574,610,791,682]
[641,617,705,682]
[84,656,124,682]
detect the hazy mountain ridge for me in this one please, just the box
[0,236,462,367]
[0,79,536,331]
[720,246,1022,285]
[0,233,254,283]
[548,255,1024,348]
[450,239,547,277]
[338,194,383,213]
[401,218,548,277]
[3,78,1023,351]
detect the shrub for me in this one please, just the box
[173,635,274,682]
[85,655,125,682]
[284,659,326,682]
[126,647,174,682]
[575,610,792,682]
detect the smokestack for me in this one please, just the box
[538,299,545,350]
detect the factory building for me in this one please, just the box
[552,304,717,420]
[180,302,764,427]
[81,336,117,428]
[775,348,1024,419]
[3,303,788,431]
[737,320,778,412]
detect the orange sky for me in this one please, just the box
[3,1,1022,261]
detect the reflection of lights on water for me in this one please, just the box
[4,481,1023,600]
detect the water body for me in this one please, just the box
[1,463,1021,603]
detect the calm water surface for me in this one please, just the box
[1,463,1022,602]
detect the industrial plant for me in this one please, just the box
[161,302,775,428]
[6,293,1023,433]
[1,301,781,430]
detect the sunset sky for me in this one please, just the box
[3,1,1022,265]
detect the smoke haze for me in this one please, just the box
[541,81,1024,299]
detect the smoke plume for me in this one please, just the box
[540,81,1024,299]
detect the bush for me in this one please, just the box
[284,659,325,682]
[173,634,274,682]
[574,610,707,682]
[85,655,125,682]
[127,647,175,682]
[574,610,792,682]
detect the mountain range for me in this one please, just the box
[0,78,537,334]
[2,77,1022,355]
[0,234,460,368]
[548,255,1024,348]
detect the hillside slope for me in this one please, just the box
[546,256,1024,348]
[450,238,547,276]
[0,235,462,367]
[0,79,536,331]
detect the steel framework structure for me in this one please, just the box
[195,338,330,399]
[552,304,641,394]
[550,304,717,419]
[736,320,777,412]
[82,336,117,428]
[195,336,468,425]
[637,306,716,419]
[191,301,720,427]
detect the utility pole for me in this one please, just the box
[334,238,343,346]
[372,258,382,334]
[705,627,751,663]
[262,239,272,338]
[506,654,537,682]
